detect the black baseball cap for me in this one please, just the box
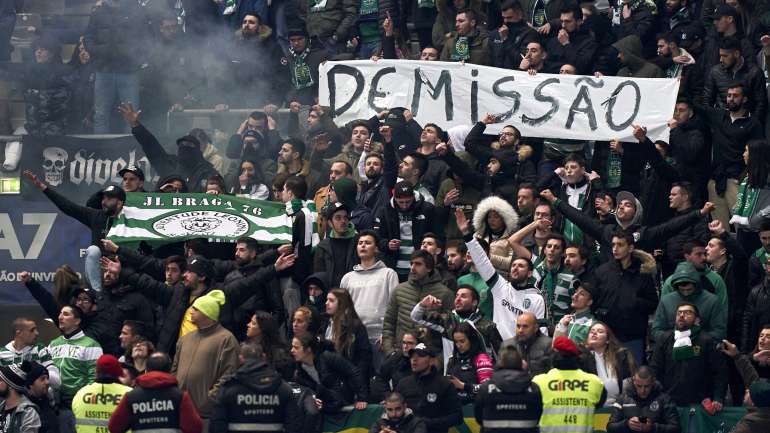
[102,185,126,202]
[408,343,436,357]
[394,181,415,198]
[712,4,738,20]
[118,165,145,180]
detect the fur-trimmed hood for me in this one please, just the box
[633,249,657,275]
[473,196,519,238]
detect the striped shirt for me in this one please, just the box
[0,341,61,389]
[47,330,102,401]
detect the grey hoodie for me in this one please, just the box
[339,260,400,340]
[0,395,41,433]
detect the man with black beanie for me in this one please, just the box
[25,361,59,433]
[0,362,41,433]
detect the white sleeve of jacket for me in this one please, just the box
[409,303,446,333]
[466,237,497,283]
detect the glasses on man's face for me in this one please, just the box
[75,297,92,305]
[499,132,515,137]
[676,310,695,317]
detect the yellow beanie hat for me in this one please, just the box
[192,290,226,321]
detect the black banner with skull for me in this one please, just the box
[20,135,159,202]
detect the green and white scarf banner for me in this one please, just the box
[107,193,300,246]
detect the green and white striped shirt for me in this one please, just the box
[47,331,102,401]
[0,341,61,389]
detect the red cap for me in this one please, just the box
[552,336,581,357]
[96,355,124,378]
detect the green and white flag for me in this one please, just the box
[107,193,295,246]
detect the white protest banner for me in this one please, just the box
[319,60,680,142]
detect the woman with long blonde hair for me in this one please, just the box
[583,321,636,406]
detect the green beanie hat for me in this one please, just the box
[331,177,357,209]
[192,290,226,321]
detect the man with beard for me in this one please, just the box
[119,103,220,193]
[214,12,282,108]
[444,240,468,280]
[23,171,126,292]
[414,124,449,198]
[440,9,491,65]
[227,111,283,166]
[544,6,597,75]
[369,392,426,433]
[693,82,764,227]
[281,28,328,106]
[457,208,545,340]
[654,32,702,96]
[705,37,766,120]
[411,285,503,356]
[0,362,42,433]
[358,151,397,223]
[211,237,287,337]
[325,121,373,183]
[374,181,438,280]
[666,102,709,205]
[650,303,728,408]
[490,0,539,69]
[46,305,102,433]
[24,361,58,433]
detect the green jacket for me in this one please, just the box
[660,264,728,308]
[382,270,454,353]
[47,330,102,401]
[306,0,359,41]
[439,30,491,66]
[652,263,727,342]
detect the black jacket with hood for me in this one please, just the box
[374,197,438,268]
[606,378,680,433]
[612,35,664,78]
[474,369,543,433]
[592,251,659,342]
[211,361,303,433]
[131,123,220,192]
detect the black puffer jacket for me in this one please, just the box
[704,59,767,121]
[606,379,680,433]
[292,351,368,413]
[373,198,438,268]
[592,254,658,342]
[84,1,152,72]
[489,23,540,69]
[395,367,463,433]
[474,369,543,433]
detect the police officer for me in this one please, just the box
[71,354,132,433]
[210,343,303,433]
[108,352,203,433]
[532,336,606,432]
[474,345,543,433]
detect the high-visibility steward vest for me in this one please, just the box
[532,368,604,433]
[72,381,132,433]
